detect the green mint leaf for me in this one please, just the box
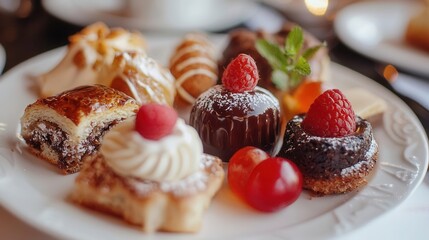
[302,42,327,60]
[271,69,289,91]
[285,26,304,56]
[256,39,287,70]
[256,25,326,91]
[294,56,311,76]
[289,71,302,88]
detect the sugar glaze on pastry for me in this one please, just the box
[169,33,218,104]
[99,51,176,106]
[38,22,146,97]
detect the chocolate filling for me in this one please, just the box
[278,115,376,178]
[24,120,118,171]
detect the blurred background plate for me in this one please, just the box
[42,0,259,32]
[0,44,5,73]
[334,1,429,77]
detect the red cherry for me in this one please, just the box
[245,157,302,212]
[135,103,178,140]
[228,146,270,199]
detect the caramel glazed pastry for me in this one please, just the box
[98,51,176,106]
[37,22,147,98]
[38,22,176,106]
[20,85,139,174]
[279,115,378,195]
[71,117,224,233]
[169,33,218,105]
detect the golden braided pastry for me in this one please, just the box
[169,33,218,105]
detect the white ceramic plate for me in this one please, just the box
[0,35,428,240]
[41,0,258,32]
[334,1,429,76]
[0,44,5,74]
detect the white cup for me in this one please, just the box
[123,0,225,29]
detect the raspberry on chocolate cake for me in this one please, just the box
[190,54,281,162]
[278,89,378,195]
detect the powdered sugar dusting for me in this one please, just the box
[341,138,378,177]
[284,117,365,155]
[194,85,279,116]
[281,115,378,177]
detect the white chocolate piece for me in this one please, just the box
[343,88,387,119]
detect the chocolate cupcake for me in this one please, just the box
[278,89,378,195]
[190,54,281,162]
[279,115,378,195]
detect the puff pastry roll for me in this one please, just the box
[169,33,218,105]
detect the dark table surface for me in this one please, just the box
[0,1,428,136]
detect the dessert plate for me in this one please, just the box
[334,1,429,76]
[41,0,258,32]
[0,35,428,240]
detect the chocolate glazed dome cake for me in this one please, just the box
[190,85,280,161]
[189,54,281,162]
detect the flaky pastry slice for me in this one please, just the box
[70,153,224,233]
[20,85,139,174]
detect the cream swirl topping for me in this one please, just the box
[101,117,202,182]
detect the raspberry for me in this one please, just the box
[222,53,259,93]
[135,103,178,140]
[301,89,356,137]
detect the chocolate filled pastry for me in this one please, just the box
[98,51,176,106]
[169,33,218,105]
[20,85,139,174]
